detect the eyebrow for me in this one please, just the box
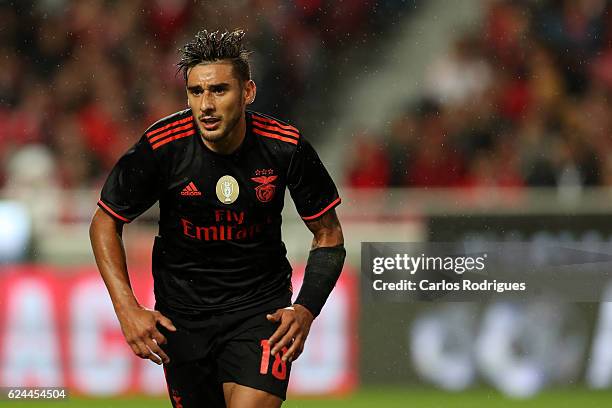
[187,83,231,91]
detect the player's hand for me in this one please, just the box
[267,304,314,362]
[116,305,176,365]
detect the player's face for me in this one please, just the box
[186,62,255,145]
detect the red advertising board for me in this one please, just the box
[0,265,357,396]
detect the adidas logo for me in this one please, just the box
[181,182,202,196]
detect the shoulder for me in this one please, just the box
[249,111,301,150]
[142,109,196,151]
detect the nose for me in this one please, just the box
[200,91,215,113]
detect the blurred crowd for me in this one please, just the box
[6,0,611,194]
[347,0,612,191]
[0,0,409,190]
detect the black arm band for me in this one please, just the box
[294,244,346,318]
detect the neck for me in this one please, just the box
[202,113,246,155]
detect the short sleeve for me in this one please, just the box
[97,136,161,223]
[287,138,341,221]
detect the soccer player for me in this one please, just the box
[89,29,345,407]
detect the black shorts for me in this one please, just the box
[159,306,292,408]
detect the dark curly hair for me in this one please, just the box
[177,29,252,84]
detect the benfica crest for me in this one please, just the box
[251,175,278,203]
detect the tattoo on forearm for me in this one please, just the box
[305,209,343,249]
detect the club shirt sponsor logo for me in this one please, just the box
[180,210,273,242]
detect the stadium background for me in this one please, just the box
[3,0,612,406]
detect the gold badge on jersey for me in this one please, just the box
[216,175,240,204]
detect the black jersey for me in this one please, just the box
[97,109,340,324]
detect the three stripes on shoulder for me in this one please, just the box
[251,114,300,145]
[147,116,195,150]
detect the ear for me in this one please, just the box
[244,80,256,105]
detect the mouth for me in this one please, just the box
[199,116,221,131]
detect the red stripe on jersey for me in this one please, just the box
[148,122,194,144]
[252,120,299,139]
[301,197,341,221]
[253,128,298,145]
[151,129,196,150]
[185,184,193,192]
[251,114,299,134]
[146,116,192,137]
[98,200,131,223]
[188,182,198,191]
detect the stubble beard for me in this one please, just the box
[198,108,243,145]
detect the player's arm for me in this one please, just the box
[267,208,345,362]
[305,207,344,248]
[296,207,345,315]
[90,208,176,365]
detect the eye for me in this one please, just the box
[191,89,203,96]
